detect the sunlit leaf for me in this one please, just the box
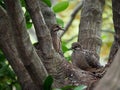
[62,44,69,53]
[74,85,87,90]
[52,1,69,13]
[56,18,64,28]
[26,22,32,29]
[14,83,22,90]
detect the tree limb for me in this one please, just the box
[94,48,120,90]
[25,0,54,58]
[78,0,105,60]
[0,6,39,90]
[4,0,48,87]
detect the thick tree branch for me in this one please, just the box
[94,48,120,90]
[4,0,48,87]
[0,6,38,90]
[24,0,67,87]
[24,0,99,88]
[39,0,57,29]
[25,0,54,58]
[94,0,120,89]
[78,0,105,59]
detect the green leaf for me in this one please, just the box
[6,68,16,80]
[74,85,87,90]
[56,18,64,28]
[42,0,52,7]
[62,44,69,53]
[65,56,71,62]
[0,53,5,61]
[53,88,62,90]
[52,1,69,13]
[26,22,32,29]
[0,0,5,9]
[0,65,9,77]
[43,75,53,90]
[61,85,75,90]
[14,83,22,90]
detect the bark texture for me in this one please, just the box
[94,48,120,90]
[4,0,48,88]
[94,0,120,89]
[78,0,105,57]
[0,6,39,90]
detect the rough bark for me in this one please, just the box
[78,0,105,57]
[94,0,120,89]
[4,0,48,88]
[94,48,120,90]
[39,0,57,30]
[0,6,38,90]
[25,0,99,88]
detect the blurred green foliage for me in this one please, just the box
[0,50,21,90]
[44,75,87,90]
[0,0,113,89]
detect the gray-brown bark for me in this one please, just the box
[0,6,39,90]
[78,0,104,57]
[25,0,66,87]
[70,0,105,74]
[94,48,120,90]
[4,0,48,88]
[94,0,120,89]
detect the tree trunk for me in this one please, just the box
[94,48,120,90]
[78,0,105,58]
[94,0,120,89]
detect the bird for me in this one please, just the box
[50,24,64,56]
[71,42,102,72]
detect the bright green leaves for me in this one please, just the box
[0,0,5,9]
[43,75,87,90]
[53,85,87,90]
[42,0,52,7]
[43,75,53,90]
[24,11,32,29]
[0,50,20,90]
[74,85,87,90]
[56,18,64,28]
[52,1,69,13]
[41,0,69,13]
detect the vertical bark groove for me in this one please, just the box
[4,0,48,88]
[0,6,39,90]
[78,0,105,56]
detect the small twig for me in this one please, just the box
[102,30,114,34]
[64,35,78,43]
[60,1,83,38]
[63,30,114,43]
